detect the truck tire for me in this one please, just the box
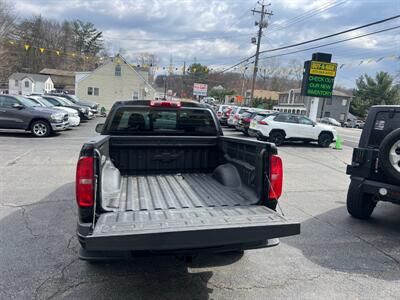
[379,128,400,184]
[269,131,285,146]
[318,132,333,147]
[31,120,51,137]
[346,180,376,219]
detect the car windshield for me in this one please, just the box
[14,96,40,107]
[34,97,54,107]
[67,95,80,103]
[58,98,74,106]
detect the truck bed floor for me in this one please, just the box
[105,173,257,212]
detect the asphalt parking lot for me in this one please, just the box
[1,121,399,300]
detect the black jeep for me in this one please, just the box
[346,105,400,219]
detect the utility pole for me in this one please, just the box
[249,1,273,107]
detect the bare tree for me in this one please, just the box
[0,0,16,86]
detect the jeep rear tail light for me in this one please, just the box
[259,120,268,125]
[76,157,94,207]
[269,155,283,200]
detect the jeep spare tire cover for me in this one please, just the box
[379,128,400,184]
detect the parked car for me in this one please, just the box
[248,111,278,137]
[228,106,250,128]
[235,109,263,135]
[216,105,229,122]
[254,113,337,147]
[346,105,400,219]
[319,117,341,127]
[344,119,365,129]
[28,95,80,127]
[48,93,99,114]
[42,95,93,120]
[219,106,234,126]
[0,95,69,137]
[76,100,300,261]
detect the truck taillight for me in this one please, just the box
[76,157,94,207]
[150,101,181,108]
[269,155,283,200]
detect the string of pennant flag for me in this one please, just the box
[6,40,399,73]
[7,40,107,61]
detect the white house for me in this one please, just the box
[8,73,54,95]
[75,54,155,109]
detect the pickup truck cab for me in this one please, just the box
[0,95,69,137]
[76,100,300,261]
[346,105,400,219]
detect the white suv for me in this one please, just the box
[251,113,337,147]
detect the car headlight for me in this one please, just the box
[51,113,64,122]
[73,112,79,117]
[78,108,85,113]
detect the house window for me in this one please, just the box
[15,80,18,87]
[340,113,345,121]
[133,90,139,100]
[342,99,348,106]
[88,87,93,95]
[24,81,29,88]
[324,111,331,117]
[115,64,121,76]
[326,98,332,105]
[94,88,99,96]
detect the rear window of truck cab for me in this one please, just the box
[108,107,218,136]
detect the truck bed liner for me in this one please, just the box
[105,173,257,212]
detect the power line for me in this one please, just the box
[259,14,400,55]
[217,15,400,73]
[257,26,400,62]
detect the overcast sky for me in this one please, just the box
[12,0,400,88]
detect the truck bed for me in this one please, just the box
[104,173,258,212]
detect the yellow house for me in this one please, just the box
[75,54,155,109]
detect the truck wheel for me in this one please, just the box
[269,131,285,146]
[31,120,51,137]
[346,180,376,219]
[318,132,333,147]
[379,128,400,184]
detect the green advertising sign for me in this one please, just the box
[301,56,337,99]
[305,75,335,97]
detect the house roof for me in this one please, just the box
[76,54,155,92]
[9,73,50,83]
[40,68,75,77]
[253,89,279,100]
[279,88,351,97]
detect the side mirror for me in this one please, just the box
[95,123,104,133]
[12,103,24,109]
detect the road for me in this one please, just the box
[0,121,399,300]
[335,126,362,148]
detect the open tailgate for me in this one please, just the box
[85,206,300,251]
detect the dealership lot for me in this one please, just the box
[1,121,399,299]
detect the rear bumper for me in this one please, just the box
[358,178,400,204]
[50,121,69,131]
[248,128,261,137]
